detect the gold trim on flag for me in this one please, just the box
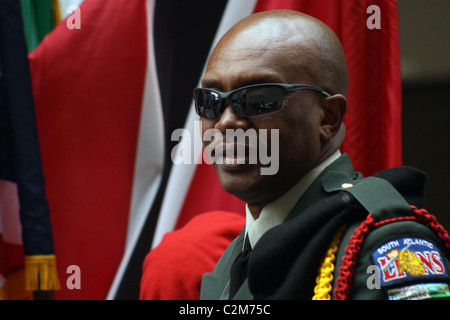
[24,255,61,291]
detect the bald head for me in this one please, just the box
[209,10,349,96]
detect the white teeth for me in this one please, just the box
[224,156,247,165]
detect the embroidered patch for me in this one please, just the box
[388,283,450,300]
[372,237,448,286]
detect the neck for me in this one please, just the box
[246,149,342,220]
[247,203,264,220]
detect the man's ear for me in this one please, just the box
[319,94,347,142]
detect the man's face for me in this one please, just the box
[199,31,326,209]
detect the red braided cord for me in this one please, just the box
[409,205,450,250]
[333,205,450,300]
[333,214,374,300]
[374,215,417,227]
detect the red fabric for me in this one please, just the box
[29,0,147,299]
[140,211,245,300]
[253,0,402,176]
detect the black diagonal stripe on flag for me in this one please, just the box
[110,0,229,300]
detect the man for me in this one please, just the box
[195,10,450,300]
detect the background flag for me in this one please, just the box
[20,0,86,53]
[0,0,60,300]
[20,0,54,53]
[29,0,164,299]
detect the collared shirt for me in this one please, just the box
[244,150,341,249]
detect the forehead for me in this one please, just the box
[202,24,317,90]
[203,51,289,90]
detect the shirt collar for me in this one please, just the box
[244,150,341,249]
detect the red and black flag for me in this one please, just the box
[0,0,60,299]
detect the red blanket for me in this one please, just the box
[140,211,245,300]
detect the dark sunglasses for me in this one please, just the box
[193,83,332,119]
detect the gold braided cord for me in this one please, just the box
[312,225,347,300]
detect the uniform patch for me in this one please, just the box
[388,283,450,300]
[372,237,448,286]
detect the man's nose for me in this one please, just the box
[214,105,250,133]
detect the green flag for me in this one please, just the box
[20,0,54,52]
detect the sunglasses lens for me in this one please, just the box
[232,86,284,116]
[194,89,222,119]
[194,85,286,119]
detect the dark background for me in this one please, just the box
[398,0,450,230]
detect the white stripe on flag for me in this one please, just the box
[151,0,258,249]
[57,0,85,19]
[106,0,164,300]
